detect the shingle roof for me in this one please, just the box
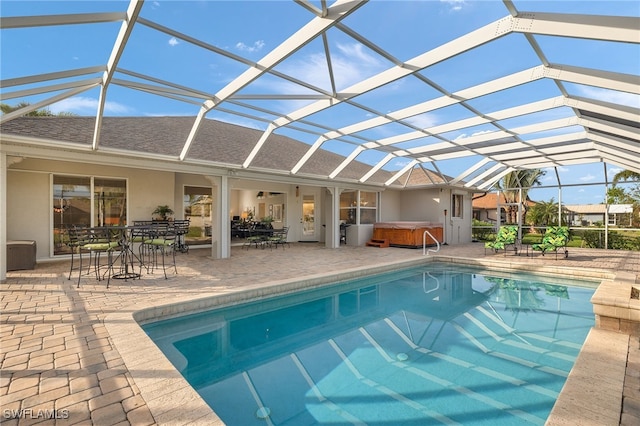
[0,116,424,186]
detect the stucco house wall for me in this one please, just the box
[381,188,473,245]
[7,170,49,257]
[7,159,175,260]
[397,188,443,222]
[379,190,401,221]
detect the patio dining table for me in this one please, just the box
[103,224,153,281]
[242,227,275,249]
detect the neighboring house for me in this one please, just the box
[564,204,634,226]
[1,116,476,276]
[473,195,634,227]
[472,192,536,224]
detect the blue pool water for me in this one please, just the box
[142,263,597,425]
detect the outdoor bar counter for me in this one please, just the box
[372,221,444,248]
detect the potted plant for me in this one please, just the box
[152,205,174,221]
[261,215,274,229]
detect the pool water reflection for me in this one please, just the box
[143,264,597,425]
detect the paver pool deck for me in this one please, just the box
[1,242,639,425]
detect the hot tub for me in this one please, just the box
[373,221,443,248]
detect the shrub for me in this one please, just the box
[472,219,494,241]
[582,230,602,248]
[581,230,639,250]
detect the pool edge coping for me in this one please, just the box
[104,256,619,426]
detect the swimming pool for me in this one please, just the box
[142,263,597,425]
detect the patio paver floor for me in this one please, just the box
[1,242,639,425]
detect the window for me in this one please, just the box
[53,175,127,256]
[340,191,357,224]
[359,191,378,224]
[94,178,127,226]
[340,190,378,225]
[184,186,212,243]
[452,193,463,219]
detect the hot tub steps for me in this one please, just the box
[366,238,389,248]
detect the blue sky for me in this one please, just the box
[1,0,639,204]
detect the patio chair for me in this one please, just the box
[267,227,289,250]
[484,225,519,256]
[72,226,121,288]
[130,222,155,273]
[532,226,569,259]
[66,224,87,281]
[243,227,266,250]
[173,219,190,253]
[141,223,177,279]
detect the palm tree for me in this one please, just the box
[528,198,561,229]
[612,170,640,183]
[495,169,545,224]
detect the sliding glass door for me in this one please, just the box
[53,175,127,255]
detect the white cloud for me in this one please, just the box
[235,40,265,53]
[440,0,467,12]
[580,174,596,182]
[168,37,179,47]
[254,41,384,108]
[453,130,492,141]
[50,96,132,115]
[335,42,379,67]
[391,158,414,168]
[608,167,623,175]
[578,86,640,108]
[405,114,438,129]
[544,166,569,173]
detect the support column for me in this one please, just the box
[206,175,230,259]
[1,153,6,282]
[219,175,231,259]
[325,187,341,248]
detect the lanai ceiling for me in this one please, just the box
[1,0,639,190]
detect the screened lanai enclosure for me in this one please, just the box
[1,1,639,276]
[2,0,638,181]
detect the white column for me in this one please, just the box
[1,153,7,282]
[206,175,230,259]
[219,175,231,259]
[218,176,231,259]
[325,187,341,248]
